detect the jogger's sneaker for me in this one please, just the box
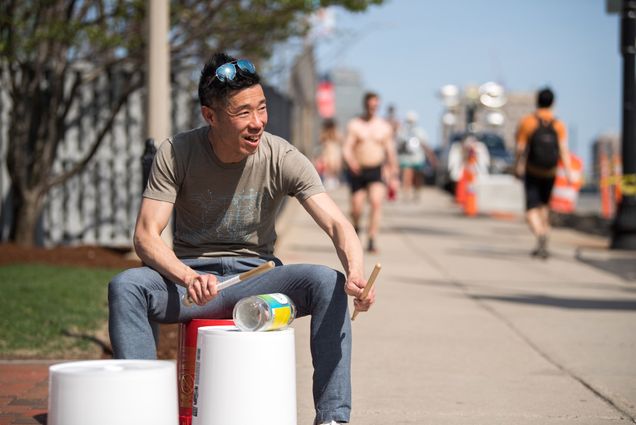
[531,235,548,259]
[367,238,378,254]
[537,246,550,259]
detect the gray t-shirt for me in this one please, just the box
[144,126,324,258]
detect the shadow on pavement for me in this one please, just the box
[398,275,636,296]
[394,277,454,288]
[551,212,612,237]
[575,256,636,282]
[384,225,460,237]
[447,246,535,260]
[383,208,465,219]
[471,293,636,311]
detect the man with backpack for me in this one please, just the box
[514,87,572,259]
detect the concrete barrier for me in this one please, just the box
[476,174,524,215]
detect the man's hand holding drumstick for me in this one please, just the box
[346,263,381,320]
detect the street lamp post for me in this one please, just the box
[439,85,460,145]
[464,85,480,133]
[146,0,172,246]
[611,0,636,250]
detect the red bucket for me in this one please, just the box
[178,319,234,425]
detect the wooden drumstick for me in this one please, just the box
[351,263,381,321]
[182,260,275,306]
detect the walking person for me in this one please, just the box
[397,111,437,201]
[317,118,344,190]
[385,104,400,137]
[108,52,375,425]
[342,92,399,253]
[514,87,572,258]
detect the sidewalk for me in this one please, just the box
[277,186,636,424]
[0,362,50,425]
[1,186,635,424]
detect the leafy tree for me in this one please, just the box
[0,0,382,246]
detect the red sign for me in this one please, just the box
[316,80,335,118]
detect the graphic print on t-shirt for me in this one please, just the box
[189,188,270,243]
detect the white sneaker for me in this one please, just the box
[319,421,344,425]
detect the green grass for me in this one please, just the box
[0,263,122,358]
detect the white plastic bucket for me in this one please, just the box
[48,359,178,425]
[192,326,296,425]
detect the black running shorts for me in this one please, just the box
[348,166,384,193]
[524,173,555,210]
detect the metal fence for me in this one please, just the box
[0,70,293,247]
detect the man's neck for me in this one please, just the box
[207,128,246,164]
[536,107,554,118]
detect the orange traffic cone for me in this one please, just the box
[550,154,583,214]
[612,152,623,204]
[599,150,613,219]
[463,149,478,217]
[455,165,467,205]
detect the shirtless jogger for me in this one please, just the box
[343,92,398,253]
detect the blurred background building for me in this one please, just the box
[330,68,365,133]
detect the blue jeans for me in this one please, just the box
[108,256,351,424]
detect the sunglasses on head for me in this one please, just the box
[212,59,256,83]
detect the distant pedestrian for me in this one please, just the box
[397,111,437,201]
[316,118,343,190]
[514,87,572,258]
[385,104,400,137]
[343,92,399,253]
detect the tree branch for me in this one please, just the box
[44,75,144,191]
[59,70,82,123]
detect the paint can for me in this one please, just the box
[192,326,296,425]
[178,319,234,425]
[48,359,177,425]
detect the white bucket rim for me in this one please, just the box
[49,359,175,376]
[197,325,294,338]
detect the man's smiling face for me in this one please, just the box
[203,84,268,163]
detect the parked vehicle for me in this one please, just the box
[435,132,513,193]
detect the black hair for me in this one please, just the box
[198,52,261,108]
[537,87,555,108]
[322,118,336,129]
[363,91,378,107]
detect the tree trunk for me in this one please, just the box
[10,186,45,247]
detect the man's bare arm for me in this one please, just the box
[514,125,527,178]
[342,124,360,174]
[557,125,573,182]
[301,193,374,311]
[134,198,217,305]
[384,132,400,183]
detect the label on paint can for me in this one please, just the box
[193,347,201,417]
[233,293,296,331]
[258,294,293,330]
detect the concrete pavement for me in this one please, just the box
[276,186,636,424]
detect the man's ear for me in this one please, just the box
[201,106,215,126]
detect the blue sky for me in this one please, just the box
[310,0,621,166]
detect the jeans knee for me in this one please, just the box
[310,265,346,304]
[108,268,144,305]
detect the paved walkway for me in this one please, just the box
[0,363,50,425]
[277,186,636,424]
[1,186,635,424]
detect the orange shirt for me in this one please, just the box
[516,108,567,176]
